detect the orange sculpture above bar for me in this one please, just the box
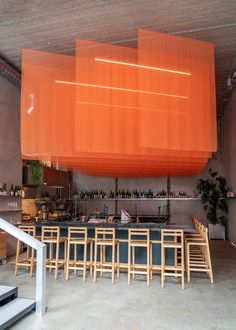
[21,29,217,177]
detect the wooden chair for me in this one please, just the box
[93,228,119,284]
[185,218,213,283]
[41,226,67,280]
[161,229,185,289]
[65,227,93,281]
[15,225,36,277]
[128,229,152,287]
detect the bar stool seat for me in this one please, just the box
[97,238,119,245]
[66,227,93,281]
[69,238,92,244]
[130,240,149,246]
[15,225,36,277]
[94,228,119,284]
[42,237,67,244]
[162,241,182,248]
[185,219,213,284]
[128,229,152,287]
[41,226,67,280]
[161,229,185,289]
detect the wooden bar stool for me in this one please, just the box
[161,229,185,289]
[128,229,152,287]
[15,225,36,277]
[185,221,213,283]
[65,227,93,281]
[94,228,119,284]
[41,226,67,280]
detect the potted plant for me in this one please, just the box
[28,160,43,186]
[196,168,229,240]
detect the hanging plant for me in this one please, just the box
[28,160,42,185]
[196,168,229,225]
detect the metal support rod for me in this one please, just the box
[166,176,171,224]
[36,244,46,316]
[115,177,118,215]
[0,217,46,316]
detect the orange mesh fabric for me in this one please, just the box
[21,30,216,177]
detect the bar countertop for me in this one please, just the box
[32,220,195,233]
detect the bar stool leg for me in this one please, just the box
[103,245,106,270]
[49,243,53,272]
[128,243,131,285]
[206,244,214,283]
[174,246,178,279]
[147,243,150,287]
[187,243,190,282]
[94,239,97,283]
[55,242,59,280]
[161,245,165,288]
[90,241,93,276]
[181,246,185,289]
[150,242,153,280]
[26,245,30,263]
[132,246,135,279]
[64,240,67,274]
[15,240,20,276]
[112,243,115,284]
[100,245,103,277]
[66,240,70,280]
[83,242,87,282]
[117,242,120,278]
[30,248,35,278]
[74,244,77,275]
[185,239,188,277]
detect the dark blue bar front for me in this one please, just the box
[35,221,195,267]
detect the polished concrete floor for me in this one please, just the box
[0,241,235,330]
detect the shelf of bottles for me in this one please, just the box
[0,183,23,198]
[73,189,201,201]
[0,183,23,213]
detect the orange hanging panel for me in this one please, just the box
[21,30,217,177]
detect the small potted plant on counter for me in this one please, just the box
[196,168,229,240]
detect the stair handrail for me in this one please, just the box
[0,217,46,316]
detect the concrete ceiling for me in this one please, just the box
[0,0,236,106]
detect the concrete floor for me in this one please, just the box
[0,241,236,330]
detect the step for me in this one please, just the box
[0,285,17,304]
[0,297,36,329]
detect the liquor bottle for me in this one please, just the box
[14,186,18,196]
[3,183,7,196]
[10,184,14,196]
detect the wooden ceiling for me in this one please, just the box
[0,0,236,106]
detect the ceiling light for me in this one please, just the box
[94,58,191,76]
[55,80,189,99]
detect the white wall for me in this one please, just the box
[0,75,22,256]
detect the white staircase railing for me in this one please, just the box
[0,217,46,316]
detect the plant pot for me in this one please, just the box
[208,223,225,240]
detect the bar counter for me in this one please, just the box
[33,220,195,266]
[34,220,195,232]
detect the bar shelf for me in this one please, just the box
[0,209,23,213]
[73,197,201,201]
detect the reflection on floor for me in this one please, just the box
[0,241,235,330]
